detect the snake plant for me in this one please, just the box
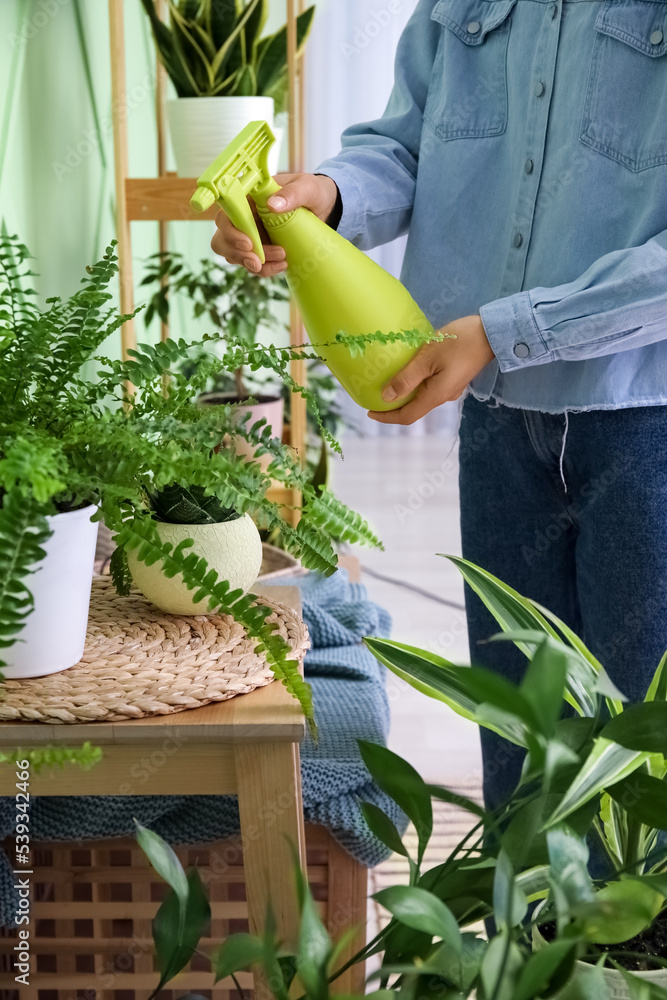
[139,0,316,111]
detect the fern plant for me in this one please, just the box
[0,236,436,728]
[140,0,315,111]
[141,250,289,399]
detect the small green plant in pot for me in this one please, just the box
[140,0,316,177]
[142,251,289,468]
[0,235,395,729]
[365,556,667,997]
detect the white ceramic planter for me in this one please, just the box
[2,505,99,679]
[167,96,281,178]
[533,902,667,998]
[200,392,285,471]
[127,513,263,615]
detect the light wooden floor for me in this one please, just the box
[332,435,482,787]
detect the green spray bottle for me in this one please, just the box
[191,121,435,412]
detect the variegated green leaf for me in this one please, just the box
[545,739,650,829]
[446,556,599,717]
[364,637,528,746]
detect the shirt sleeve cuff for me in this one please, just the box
[479,291,552,372]
[313,161,367,245]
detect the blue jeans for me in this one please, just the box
[459,394,667,812]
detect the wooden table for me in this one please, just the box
[0,584,307,997]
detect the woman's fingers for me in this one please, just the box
[211,173,340,274]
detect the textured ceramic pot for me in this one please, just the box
[166,96,281,177]
[127,514,263,615]
[533,902,667,997]
[3,504,99,679]
[199,393,285,470]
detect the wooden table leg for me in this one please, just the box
[236,741,306,997]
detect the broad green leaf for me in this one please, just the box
[577,880,663,945]
[359,801,410,859]
[214,933,265,982]
[516,865,551,902]
[479,931,524,1000]
[447,555,600,716]
[294,854,331,999]
[364,637,528,746]
[616,966,667,999]
[503,795,563,869]
[545,740,649,828]
[134,820,188,908]
[358,741,432,864]
[607,772,667,831]
[244,0,268,56]
[520,638,569,737]
[374,885,462,951]
[210,0,262,81]
[493,850,528,929]
[547,825,595,909]
[255,6,316,99]
[426,784,486,819]
[153,869,211,987]
[554,959,612,1000]
[425,933,486,992]
[647,650,667,703]
[601,703,667,755]
[630,873,667,898]
[514,939,579,1000]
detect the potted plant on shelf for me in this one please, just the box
[139,0,315,177]
[142,251,289,468]
[365,556,667,997]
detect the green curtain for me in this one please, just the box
[0,0,291,359]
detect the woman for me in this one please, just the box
[212,0,667,810]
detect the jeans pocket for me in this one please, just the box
[581,0,667,172]
[424,0,517,141]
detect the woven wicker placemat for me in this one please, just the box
[0,577,310,724]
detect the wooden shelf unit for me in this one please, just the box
[107,0,309,521]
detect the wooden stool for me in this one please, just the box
[0,586,367,997]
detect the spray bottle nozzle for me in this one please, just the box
[190,120,278,264]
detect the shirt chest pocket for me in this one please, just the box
[423,0,517,141]
[581,1,667,171]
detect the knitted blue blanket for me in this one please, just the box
[0,569,405,927]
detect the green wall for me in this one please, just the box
[0,0,291,357]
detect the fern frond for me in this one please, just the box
[109,544,132,597]
[335,327,446,359]
[306,490,384,550]
[0,491,52,667]
[116,515,316,735]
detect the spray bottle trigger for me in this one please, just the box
[221,176,265,265]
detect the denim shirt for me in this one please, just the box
[317,0,667,414]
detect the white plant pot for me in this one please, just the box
[200,392,285,471]
[127,514,263,615]
[2,505,99,679]
[533,902,667,998]
[167,96,281,178]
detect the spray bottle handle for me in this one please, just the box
[191,176,283,266]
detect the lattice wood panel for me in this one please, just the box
[0,824,367,1000]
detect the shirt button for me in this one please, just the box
[514,343,530,359]
[513,232,524,248]
[650,29,664,45]
[535,81,546,98]
[467,20,481,34]
[525,158,534,175]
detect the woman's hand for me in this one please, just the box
[210,172,340,278]
[369,315,495,425]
